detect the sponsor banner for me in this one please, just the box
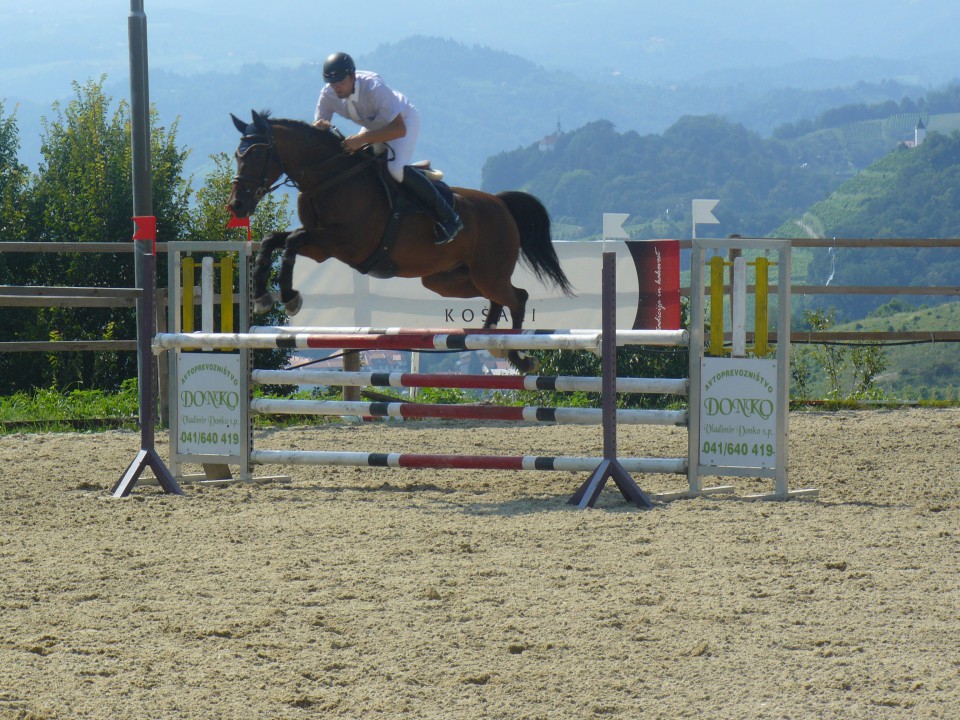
[292,240,680,330]
[628,240,680,330]
[177,353,243,457]
[699,357,778,469]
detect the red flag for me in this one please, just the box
[226,206,252,242]
[132,215,157,254]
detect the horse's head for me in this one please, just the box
[227,110,283,219]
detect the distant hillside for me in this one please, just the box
[8,37,934,188]
[479,111,913,239]
[774,130,960,319]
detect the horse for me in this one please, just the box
[226,110,573,374]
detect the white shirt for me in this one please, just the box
[314,70,414,131]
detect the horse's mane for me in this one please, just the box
[258,110,340,147]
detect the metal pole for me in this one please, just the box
[113,0,181,496]
[128,0,151,225]
[568,251,653,509]
[129,0,150,402]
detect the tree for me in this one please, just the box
[17,77,190,392]
[0,102,38,394]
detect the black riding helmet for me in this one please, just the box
[323,52,356,83]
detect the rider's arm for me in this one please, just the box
[342,113,406,153]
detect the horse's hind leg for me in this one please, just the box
[500,288,539,374]
[252,231,290,314]
[480,282,537,373]
[480,293,537,372]
[421,271,537,373]
[482,301,506,329]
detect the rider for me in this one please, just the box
[312,52,463,244]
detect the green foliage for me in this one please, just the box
[416,387,469,404]
[792,308,887,401]
[482,115,860,239]
[0,78,191,394]
[0,102,36,394]
[0,101,29,239]
[0,377,139,431]
[801,298,960,401]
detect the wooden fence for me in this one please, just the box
[1,236,959,364]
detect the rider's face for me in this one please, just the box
[331,74,355,99]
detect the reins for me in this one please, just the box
[234,122,378,203]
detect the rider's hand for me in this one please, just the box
[313,119,331,130]
[342,135,365,154]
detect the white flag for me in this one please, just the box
[602,212,630,239]
[692,199,720,225]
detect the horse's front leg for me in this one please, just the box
[252,230,291,314]
[276,227,317,316]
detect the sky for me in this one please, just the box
[2,0,959,105]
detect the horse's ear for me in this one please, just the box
[251,110,268,132]
[230,113,247,134]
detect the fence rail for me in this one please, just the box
[1,239,959,352]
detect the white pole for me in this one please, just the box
[201,256,214,337]
[731,256,747,357]
[775,244,792,498]
[410,351,420,401]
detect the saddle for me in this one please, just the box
[354,152,456,279]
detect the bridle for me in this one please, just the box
[232,124,291,203]
[232,122,380,204]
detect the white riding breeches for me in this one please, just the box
[379,107,420,182]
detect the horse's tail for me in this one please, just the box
[497,191,574,297]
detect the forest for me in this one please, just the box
[481,90,960,321]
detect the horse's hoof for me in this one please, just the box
[519,353,541,374]
[253,294,274,315]
[284,291,303,316]
[509,351,539,375]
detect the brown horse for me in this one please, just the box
[226,110,573,373]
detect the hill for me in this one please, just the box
[774,130,960,319]
[8,37,935,189]
[479,106,943,240]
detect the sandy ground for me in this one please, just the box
[1,408,959,719]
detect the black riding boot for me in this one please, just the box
[401,166,463,244]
